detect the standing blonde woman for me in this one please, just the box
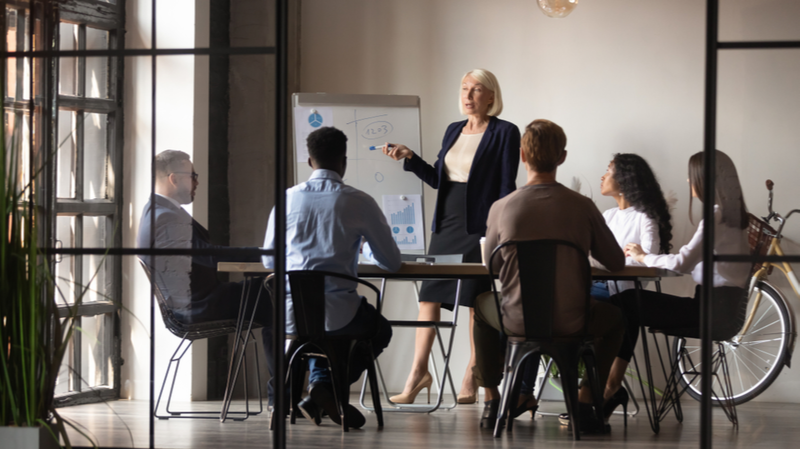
[381,69,520,404]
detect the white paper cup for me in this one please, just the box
[480,237,487,266]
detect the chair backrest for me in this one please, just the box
[287,270,381,340]
[400,254,463,263]
[138,258,239,339]
[138,259,186,334]
[488,239,592,339]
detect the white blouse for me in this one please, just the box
[603,206,660,295]
[444,133,483,182]
[643,205,750,288]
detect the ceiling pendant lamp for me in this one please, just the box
[537,0,578,18]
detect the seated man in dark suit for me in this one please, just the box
[263,127,401,428]
[137,150,275,403]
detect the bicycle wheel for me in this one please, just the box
[673,281,791,405]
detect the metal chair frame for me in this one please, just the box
[283,270,384,432]
[359,254,462,413]
[139,259,264,421]
[488,240,606,439]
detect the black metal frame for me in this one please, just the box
[5,0,289,448]
[702,1,800,447]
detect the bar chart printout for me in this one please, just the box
[382,194,424,250]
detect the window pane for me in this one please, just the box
[80,314,110,388]
[4,112,31,199]
[83,113,108,199]
[82,215,109,304]
[57,110,76,198]
[55,215,76,306]
[58,23,78,96]
[85,27,108,98]
[5,7,17,99]
[22,9,29,100]
[54,332,74,396]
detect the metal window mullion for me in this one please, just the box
[58,301,116,318]
[103,211,113,308]
[104,112,112,200]
[109,21,124,403]
[3,99,32,110]
[57,95,115,113]
[102,309,112,386]
[700,1,719,447]
[71,213,84,392]
[75,110,84,200]
[77,24,86,98]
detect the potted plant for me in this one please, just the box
[0,124,86,448]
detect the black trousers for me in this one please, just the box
[609,285,747,362]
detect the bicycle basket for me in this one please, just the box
[747,213,776,276]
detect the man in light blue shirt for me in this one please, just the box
[263,126,401,428]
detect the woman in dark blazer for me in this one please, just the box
[381,69,520,404]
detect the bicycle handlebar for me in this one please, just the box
[766,179,777,221]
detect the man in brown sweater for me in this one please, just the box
[475,119,625,432]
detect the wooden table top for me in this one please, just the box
[218,262,679,281]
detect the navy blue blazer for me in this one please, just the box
[403,116,520,235]
[137,195,259,320]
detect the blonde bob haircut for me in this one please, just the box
[459,69,503,117]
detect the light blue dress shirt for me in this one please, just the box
[263,169,402,334]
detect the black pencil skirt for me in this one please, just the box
[419,181,490,310]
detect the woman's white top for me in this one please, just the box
[643,205,750,288]
[444,132,483,182]
[603,206,660,295]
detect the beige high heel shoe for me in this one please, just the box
[457,374,479,404]
[389,373,433,404]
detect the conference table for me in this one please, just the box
[218,262,679,423]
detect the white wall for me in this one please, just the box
[121,0,209,402]
[298,0,800,402]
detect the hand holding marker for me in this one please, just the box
[375,143,415,161]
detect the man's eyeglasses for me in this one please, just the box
[172,172,199,181]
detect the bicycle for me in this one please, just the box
[674,180,798,405]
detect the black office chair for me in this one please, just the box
[487,240,606,439]
[283,270,384,431]
[648,287,750,428]
[138,259,264,421]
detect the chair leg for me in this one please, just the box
[247,331,264,416]
[154,340,186,419]
[366,350,384,429]
[327,346,349,432]
[554,353,581,441]
[581,350,606,429]
[494,343,521,438]
[717,343,738,427]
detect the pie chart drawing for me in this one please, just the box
[308,113,323,128]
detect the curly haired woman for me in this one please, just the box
[592,153,673,299]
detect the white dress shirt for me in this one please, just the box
[263,169,402,334]
[603,206,660,295]
[643,205,750,288]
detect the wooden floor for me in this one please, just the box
[57,394,800,448]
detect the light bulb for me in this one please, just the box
[537,0,578,18]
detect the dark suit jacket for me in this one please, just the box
[137,195,258,321]
[403,116,520,235]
